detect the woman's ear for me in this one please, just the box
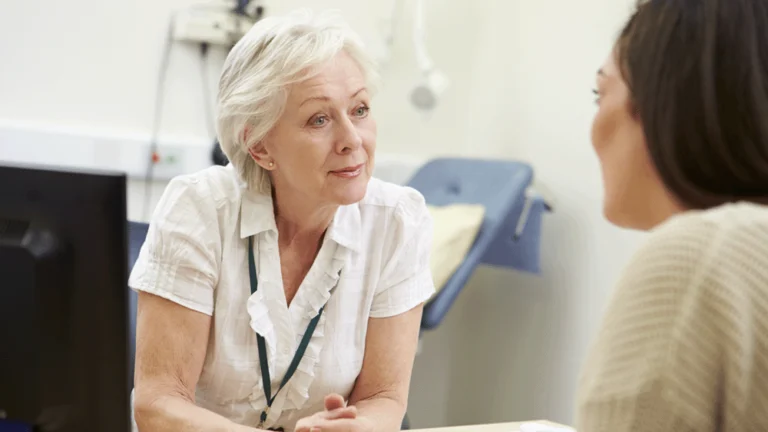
[244,126,276,171]
[248,142,275,171]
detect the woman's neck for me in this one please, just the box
[272,187,337,246]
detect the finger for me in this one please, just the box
[294,420,311,432]
[324,393,347,411]
[295,416,324,431]
[307,418,361,432]
[321,406,357,420]
[295,407,356,430]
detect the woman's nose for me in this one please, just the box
[335,118,363,153]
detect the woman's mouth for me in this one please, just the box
[330,163,365,178]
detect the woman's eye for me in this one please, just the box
[311,116,327,126]
[354,105,370,117]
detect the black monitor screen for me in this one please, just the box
[0,162,130,432]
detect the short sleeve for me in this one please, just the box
[128,176,222,316]
[370,187,436,318]
[576,213,724,432]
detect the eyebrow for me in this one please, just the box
[299,87,368,108]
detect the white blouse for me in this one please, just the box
[129,165,435,431]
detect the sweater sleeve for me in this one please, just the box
[575,212,725,432]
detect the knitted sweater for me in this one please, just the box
[576,203,768,431]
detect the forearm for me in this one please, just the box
[134,393,263,432]
[353,394,407,432]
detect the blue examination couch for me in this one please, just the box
[406,158,549,330]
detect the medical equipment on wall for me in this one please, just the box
[172,0,263,46]
[142,0,264,219]
[409,0,449,111]
[171,0,448,112]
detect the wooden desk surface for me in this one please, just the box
[410,420,572,432]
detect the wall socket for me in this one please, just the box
[150,146,187,179]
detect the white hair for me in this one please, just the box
[216,9,379,193]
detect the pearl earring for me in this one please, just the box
[269,162,274,168]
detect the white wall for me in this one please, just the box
[0,0,646,428]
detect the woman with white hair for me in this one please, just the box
[129,10,434,432]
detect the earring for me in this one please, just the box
[269,162,274,168]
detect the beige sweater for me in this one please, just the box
[576,203,768,431]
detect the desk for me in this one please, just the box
[410,420,571,432]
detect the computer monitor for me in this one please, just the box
[0,162,130,432]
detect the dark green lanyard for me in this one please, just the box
[248,236,325,430]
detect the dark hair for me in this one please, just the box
[616,0,768,209]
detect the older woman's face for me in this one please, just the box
[261,51,375,207]
[591,53,674,230]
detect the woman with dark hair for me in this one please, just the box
[577,0,768,430]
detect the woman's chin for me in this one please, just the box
[329,178,370,206]
[604,202,651,232]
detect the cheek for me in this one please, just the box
[361,120,377,170]
[591,103,635,177]
[591,105,630,197]
[591,105,651,216]
[272,136,330,185]
[362,117,376,146]
[590,106,614,157]
[362,130,376,154]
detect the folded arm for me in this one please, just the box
[132,292,263,432]
[347,304,424,431]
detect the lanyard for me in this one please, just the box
[248,236,325,430]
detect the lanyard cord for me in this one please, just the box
[248,236,325,428]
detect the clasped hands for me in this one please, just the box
[294,394,373,432]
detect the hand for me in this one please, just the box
[294,394,373,432]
